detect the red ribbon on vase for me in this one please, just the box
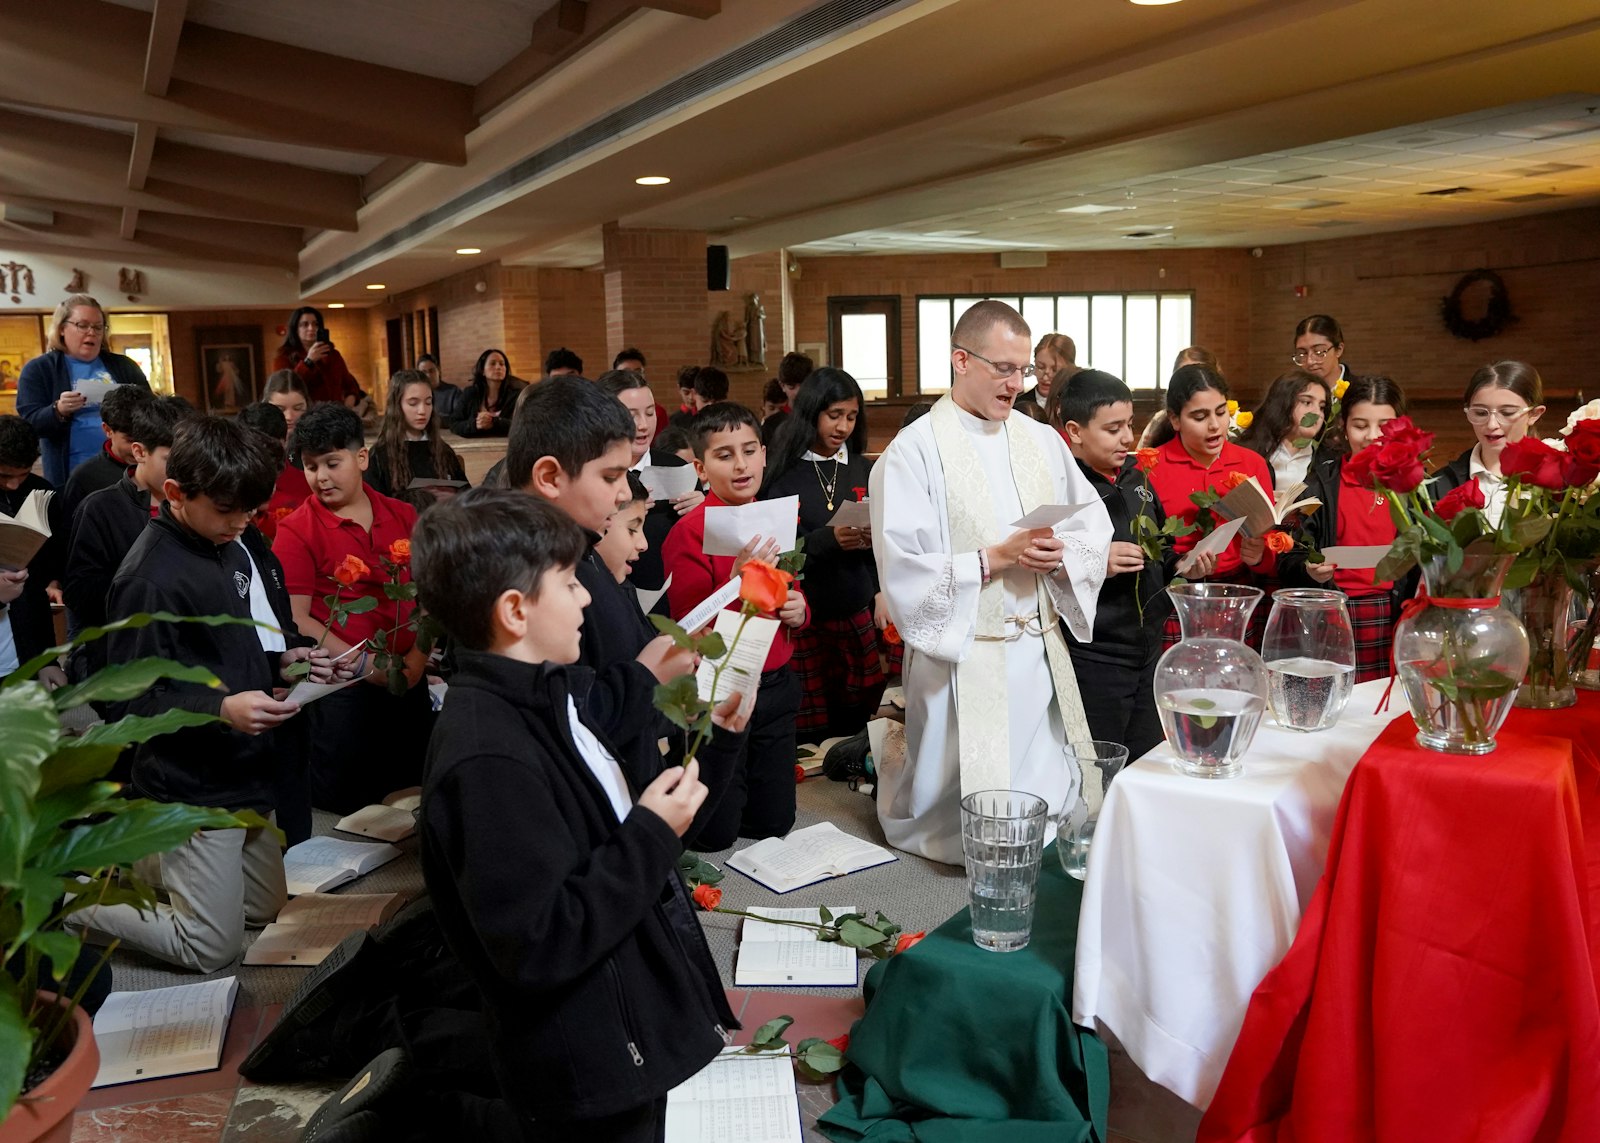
[1377,586,1505,712]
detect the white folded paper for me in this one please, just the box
[697,611,780,719]
[1318,545,1392,570]
[677,577,743,634]
[703,495,799,557]
[827,500,872,529]
[636,574,672,615]
[1175,516,1248,578]
[639,464,700,502]
[1011,503,1096,530]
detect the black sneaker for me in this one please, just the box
[300,1049,410,1141]
[822,730,873,783]
[241,931,376,1082]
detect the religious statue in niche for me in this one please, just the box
[744,292,766,368]
[119,267,145,296]
[2,261,36,305]
[65,269,86,293]
[711,310,746,368]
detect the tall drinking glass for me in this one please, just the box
[1262,589,1357,732]
[959,790,1048,952]
[1058,741,1131,880]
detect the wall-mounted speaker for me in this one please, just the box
[707,244,731,291]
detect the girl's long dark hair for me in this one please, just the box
[376,370,460,491]
[1146,365,1230,448]
[1235,369,1332,461]
[763,367,869,493]
[1324,374,1408,455]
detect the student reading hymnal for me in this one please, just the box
[91,977,238,1087]
[282,836,402,896]
[0,488,51,569]
[665,1047,803,1143]
[726,822,895,894]
[243,892,407,966]
[1213,476,1322,538]
[733,906,859,988]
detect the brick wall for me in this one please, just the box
[603,224,710,388]
[371,264,506,386]
[708,252,788,407]
[536,267,607,377]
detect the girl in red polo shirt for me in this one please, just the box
[1278,376,1413,682]
[1146,366,1275,647]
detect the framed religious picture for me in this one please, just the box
[0,314,45,414]
[195,325,263,414]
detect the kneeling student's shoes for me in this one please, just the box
[241,931,376,1082]
[300,1049,410,1141]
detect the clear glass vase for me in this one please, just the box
[1571,562,1600,692]
[1394,554,1529,754]
[1512,571,1578,709]
[1154,584,1269,779]
[1262,589,1357,732]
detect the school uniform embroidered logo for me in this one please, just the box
[1135,485,1154,504]
[234,571,250,598]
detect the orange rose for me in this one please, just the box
[881,622,902,646]
[1135,448,1160,474]
[1221,471,1251,492]
[273,505,295,520]
[333,554,370,587]
[1264,530,1294,555]
[739,559,793,614]
[893,931,926,955]
[388,538,411,567]
[691,883,722,911]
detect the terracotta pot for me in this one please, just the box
[0,997,99,1143]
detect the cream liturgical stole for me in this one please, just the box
[928,396,1096,805]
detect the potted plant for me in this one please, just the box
[1,613,277,1140]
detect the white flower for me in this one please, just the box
[1543,436,1569,452]
[1562,399,1600,435]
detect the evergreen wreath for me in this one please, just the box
[1440,268,1514,341]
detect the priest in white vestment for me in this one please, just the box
[869,301,1113,864]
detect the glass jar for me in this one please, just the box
[1261,589,1357,732]
[1154,584,1269,779]
[1511,570,1579,709]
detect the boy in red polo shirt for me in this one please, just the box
[663,402,807,850]
[274,403,432,812]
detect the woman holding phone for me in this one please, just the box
[273,305,360,407]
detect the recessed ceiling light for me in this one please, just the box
[455,247,481,255]
[326,303,345,309]
[1057,204,1133,214]
[365,283,386,290]
[635,175,671,186]
[1129,0,1185,6]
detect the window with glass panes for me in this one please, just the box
[915,293,1193,394]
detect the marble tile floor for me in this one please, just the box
[70,992,1199,1142]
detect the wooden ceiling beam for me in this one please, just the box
[0,0,473,165]
[0,105,361,231]
[119,207,139,240]
[127,122,156,191]
[143,0,188,97]
[0,197,300,269]
[637,0,720,16]
[474,0,642,118]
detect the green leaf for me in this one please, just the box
[652,675,704,732]
[749,1016,793,1051]
[0,990,30,1120]
[1446,542,1464,575]
[1299,412,1320,429]
[818,905,833,925]
[4,869,66,960]
[342,595,381,616]
[51,659,222,711]
[698,632,727,660]
[70,709,223,749]
[0,683,56,886]
[838,917,885,949]
[382,581,419,602]
[30,932,81,983]
[36,747,121,799]
[3,612,269,689]
[649,614,696,649]
[32,801,252,876]
[28,784,124,859]
[1189,697,1216,710]
[281,660,312,680]
[795,1037,847,1080]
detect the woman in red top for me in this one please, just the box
[1146,365,1275,647]
[1279,376,1414,682]
[272,306,361,407]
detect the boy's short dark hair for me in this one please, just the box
[0,414,39,469]
[505,376,633,490]
[100,384,154,434]
[653,426,691,455]
[412,487,588,652]
[690,402,761,458]
[692,367,730,403]
[778,352,813,389]
[676,365,699,392]
[236,401,287,443]
[1052,370,1133,431]
[166,416,279,511]
[293,402,365,459]
[544,347,583,375]
[625,470,649,503]
[762,378,785,405]
[131,396,195,450]
[613,347,646,369]
[595,369,649,398]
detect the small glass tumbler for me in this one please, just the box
[1058,741,1131,880]
[960,789,1048,952]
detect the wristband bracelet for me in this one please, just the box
[978,548,991,586]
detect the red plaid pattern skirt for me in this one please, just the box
[791,608,889,735]
[1161,572,1272,653]
[1347,591,1397,683]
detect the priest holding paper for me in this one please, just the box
[869,301,1113,864]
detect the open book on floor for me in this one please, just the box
[733,906,859,988]
[666,1046,802,1143]
[334,787,420,842]
[91,977,238,1088]
[283,836,402,896]
[243,892,407,966]
[727,822,895,894]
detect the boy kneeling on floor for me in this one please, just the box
[302,488,745,1143]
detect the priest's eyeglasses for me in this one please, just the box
[955,345,1036,380]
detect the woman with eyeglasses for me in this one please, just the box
[1235,369,1333,490]
[1427,361,1545,527]
[16,294,152,487]
[1292,314,1352,389]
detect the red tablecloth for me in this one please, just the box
[1199,700,1600,1143]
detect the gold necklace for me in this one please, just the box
[811,456,840,511]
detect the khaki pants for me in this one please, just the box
[72,817,286,973]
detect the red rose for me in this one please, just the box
[1565,420,1600,470]
[827,1034,850,1054]
[1373,415,1433,459]
[794,763,807,784]
[691,883,722,911]
[1435,477,1487,521]
[1344,446,1379,490]
[388,538,412,567]
[1500,437,1567,491]
[893,931,926,955]
[881,622,902,647]
[333,554,370,587]
[739,560,793,615]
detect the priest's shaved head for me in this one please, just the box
[951,299,1031,350]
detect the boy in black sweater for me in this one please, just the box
[0,416,68,686]
[58,382,152,524]
[303,489,741,1142]
[66,417,334,972]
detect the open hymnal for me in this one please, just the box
[283,836,402,896]
[696,610,779,720]
[244,892,406,966]
[0,488,52,570]
[91,977,238,1087]
[665,1047,802,1143]
[702,495,799,557]
[734,906,859,988]
[795,736,851,777]
[727,822,895,894]
[335,802,416,843]
[1213,476,1322,539]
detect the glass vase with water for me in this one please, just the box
[1262,589,1357,732]
[1153,583,1269,779]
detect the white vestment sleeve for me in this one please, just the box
[869,432,982,663]
[1042,429,1113,641]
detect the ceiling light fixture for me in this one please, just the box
[326,303,346,309]
[1129,0,1185,6]
[365,283,386,290]
[635,175,671,185]
[455,247,481,255]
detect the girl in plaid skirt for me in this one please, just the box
[762,368,890,738]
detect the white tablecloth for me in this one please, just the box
[1072,679,1401,1109]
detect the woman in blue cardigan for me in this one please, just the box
[17,295,150,487]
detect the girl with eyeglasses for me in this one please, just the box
[1428,361,1545,527]
[1291,314,1352,388]
[1235,368,1333,490]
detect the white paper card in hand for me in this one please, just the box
[636,574,672,615]
[827,500,872,528]
[1011,502,1094,530]
[677,577,743,634]
[285,673,363,707]
[72,376,120,406]
[639,464,700,502]
[702,495,798,557]
[1175,516,1248,577]
[1319,545,1391,570]
[697,611,779,717]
